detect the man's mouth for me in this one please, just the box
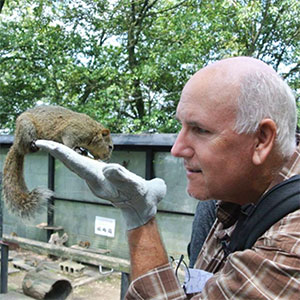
[184,162,203,174]
[186,167,203,174]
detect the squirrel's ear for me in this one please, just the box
[101,129,110,137]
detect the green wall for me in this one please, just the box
[0,148,49,241]
[0,136,198,263]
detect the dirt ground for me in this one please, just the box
[4,248,123,300]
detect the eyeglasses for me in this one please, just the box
[170,254,190,289]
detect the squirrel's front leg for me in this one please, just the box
[30,140,39,152]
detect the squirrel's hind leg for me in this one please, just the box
[14,116,38,153]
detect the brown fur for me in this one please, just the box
[2,105,113,218]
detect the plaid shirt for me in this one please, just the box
[126,139,300,299]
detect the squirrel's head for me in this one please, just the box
[87,128,114,160]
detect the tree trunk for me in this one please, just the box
[0,0,5,14]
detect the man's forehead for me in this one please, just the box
[178,76,238,111]
[176,83,238,131]
[176,96,215,123]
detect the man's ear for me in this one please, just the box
[252,119,277,165]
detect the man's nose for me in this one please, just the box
[171,129,193,158]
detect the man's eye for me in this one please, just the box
[193,127,209,134]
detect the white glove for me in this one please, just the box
[35,140,167,230]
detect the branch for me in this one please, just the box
[250,0,270,53]
[121,109,136,119]
[282,61,300,79]
[133,0,159,44]
[136,0,149,26]
[0,55,28,64]
[155,0,186,15]
[79,84,94,104]
[257,4,285,56]
[274,26,300,71]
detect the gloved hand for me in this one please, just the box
[35,140,167,230]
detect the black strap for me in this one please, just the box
[223,175,300,256]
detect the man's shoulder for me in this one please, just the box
[254,209,300,255]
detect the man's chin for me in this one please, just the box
[186,187,209,201]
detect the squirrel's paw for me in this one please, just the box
[30,140,39,152]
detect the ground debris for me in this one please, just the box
[4,249,122,300]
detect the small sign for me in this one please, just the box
[95,216,116,238]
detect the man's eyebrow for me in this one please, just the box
[186,120,205,128]
[174,113,206,128]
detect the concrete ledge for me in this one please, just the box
[0,133,177,147]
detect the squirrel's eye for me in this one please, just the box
[102,129,110,137]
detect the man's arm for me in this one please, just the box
[128,217,169,280]
[126,218,186,300]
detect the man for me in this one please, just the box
[36,56,300,299]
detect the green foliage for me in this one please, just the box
[0,0,299,133]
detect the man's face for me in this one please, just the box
[171,68,257,204]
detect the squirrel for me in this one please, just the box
[2,105,113,218]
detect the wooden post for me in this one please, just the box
[2,234,130,273]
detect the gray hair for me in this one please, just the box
[234,71,297,159]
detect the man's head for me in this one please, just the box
[171,56,297,205]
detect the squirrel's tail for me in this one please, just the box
[2,145,53,218]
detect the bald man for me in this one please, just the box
[125,57,300,299]
[35,57,300,299]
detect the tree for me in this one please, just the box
[0,0,299,133]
